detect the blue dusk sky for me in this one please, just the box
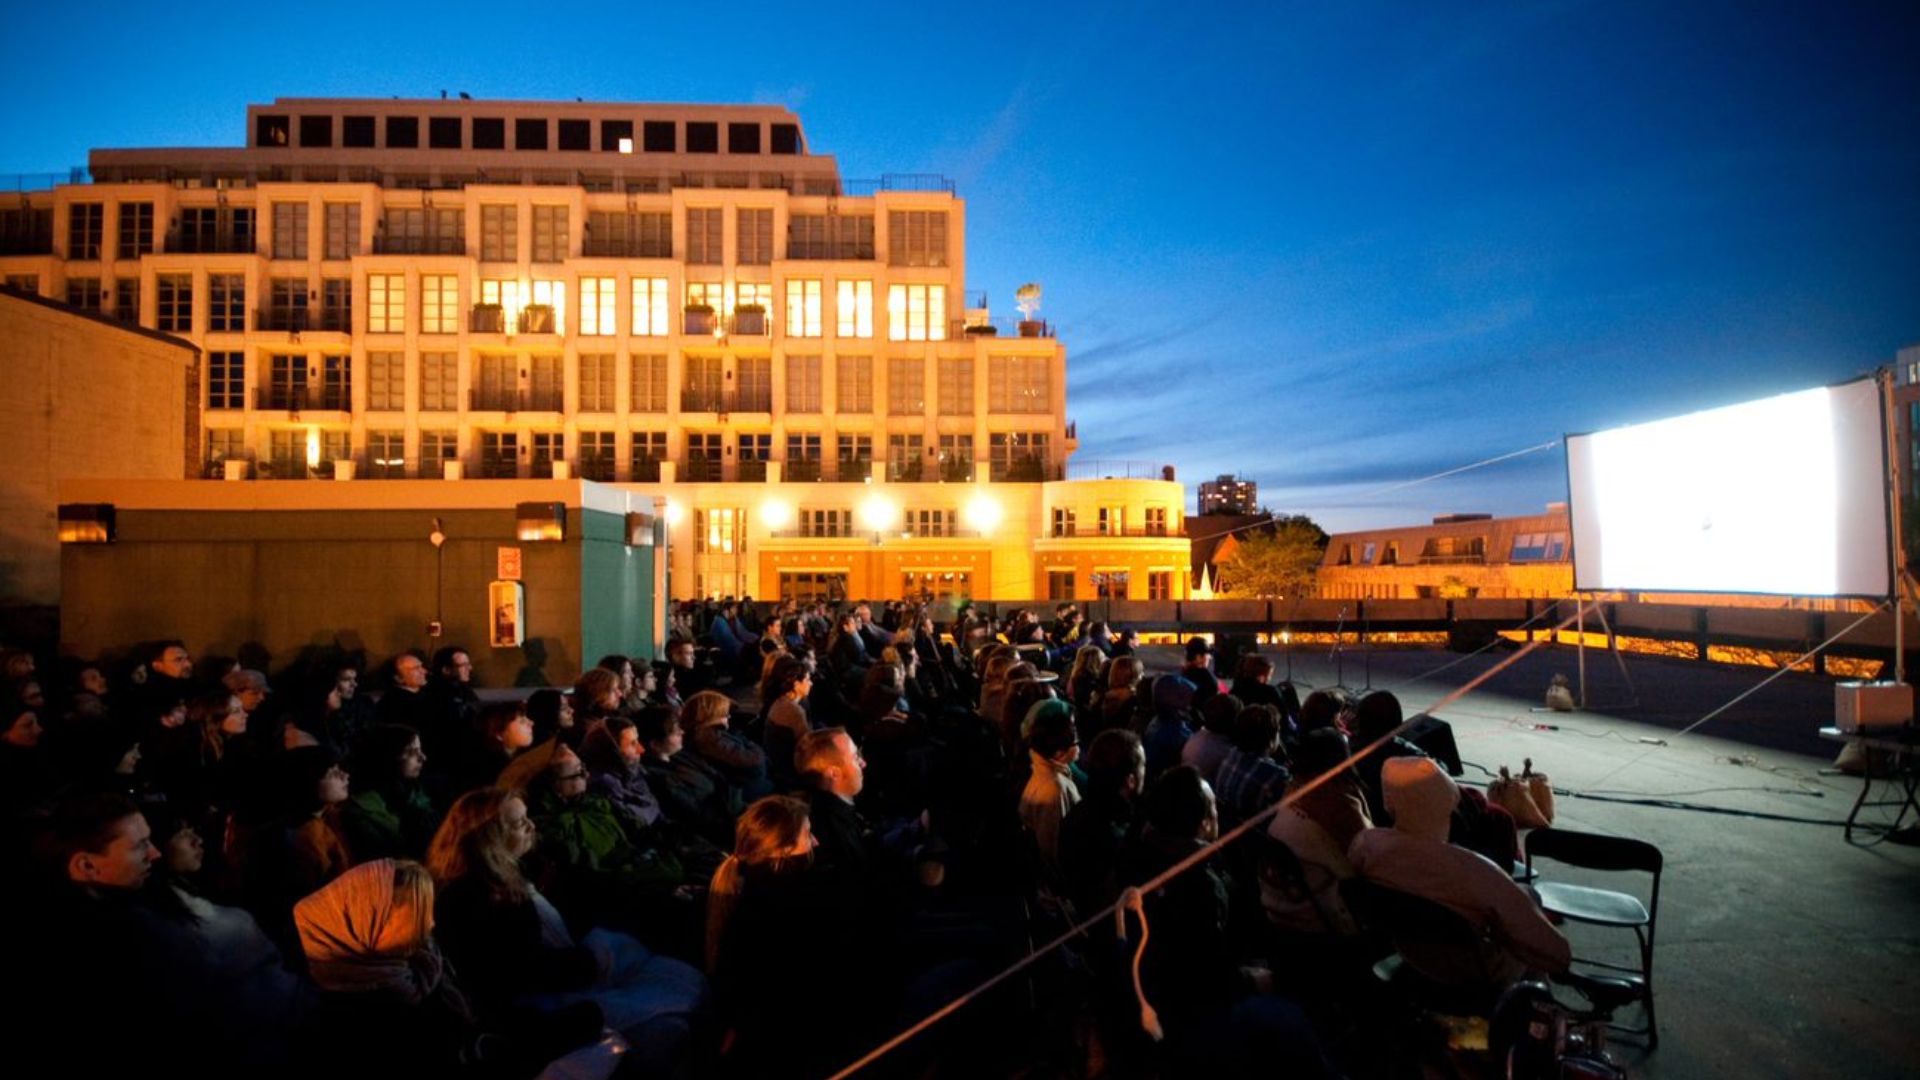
[3,1,1914,530]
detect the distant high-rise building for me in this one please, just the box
[1199,473,1258,514]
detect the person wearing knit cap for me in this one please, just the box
[1348,757,1571,986]
[1020,699,1083,886]
[1144,675,1198,781]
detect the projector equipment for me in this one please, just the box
[1834,681,1913,733]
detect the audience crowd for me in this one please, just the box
[1,597,1568,1078]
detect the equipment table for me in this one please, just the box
[1819,726,1920,843]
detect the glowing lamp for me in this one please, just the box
[963,492,1004,535]
[305,428,321,469]
[858,493,899,532]
[663,500,686,527]
[760,497,794,530]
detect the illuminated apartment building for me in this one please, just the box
[1,97,1190,602]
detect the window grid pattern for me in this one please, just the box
[272,202,308,259]
[887,210,948,267]
[480,205,517,261]
[419,352,458,412]
[988,355,1051,413]
[786,279,823,338]
[836,355,872,413]
[786,355,822,412]
[887,284,946,341]
[630,353,668,412]
[737,208,773,265]
[532,205,568,262]
[578,353,615,412]
[367,274,405,333]
[207,351,245,410]
[420,275,458,333]
[686,208,723,265]
[632,277,670,335]
[208,274,245,332]
[323,203,360,259]
[888,358,925,416]
[368,352,405,411]
[579,276,616,335]
[836,280,874,338]
[156,275,192,332]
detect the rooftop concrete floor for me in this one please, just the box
[1138,641,1919,1080]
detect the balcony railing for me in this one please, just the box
[683,308,716,336]
[255,386,350,411]
[767,526,983,539]
[165,228,254,254]
[0,234,53,256]
[1419,553,1487,566]
[469,388,564,412]
[516,304,557,334]
[256,307,308,332]
[630,457,663,482]
[470,304,506,333]
[731,308,768,336]
[737,459,768,482]
[785,460,823,483]
[581,237,672,258]
[677,389,772,413]
[373,235,465,255]
[682,457,722,482]
[957,316,1056,339]
[988,458,1064,482]
[1070,527,1188,539]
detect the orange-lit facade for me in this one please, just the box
[0,97,1189,602]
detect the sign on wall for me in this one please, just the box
[489,580,525,648]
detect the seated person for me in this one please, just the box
[682,690,770,802]
[1181,693,1243,786]
[429,788,708,1077]
[1264,728,1366,936]
[1213,705,1290,831]
[1143,675,1198,781]
[1019,701,1083,890]
[295,857,612,1078]
[1059,728,1144,915]
[340,725,440,861]
[1348,757,1570,987]
[637,705,740,851]
[525,745,689,948]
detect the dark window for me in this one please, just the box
[686,121,718,153]
[643,120,676,152]
[771,123,800,154]
[515,117,548,150]
[558,119,591,151]
[472,117,506,149]
[256,114,290,147]
[342,116,376,147]
[428,116,462,148]
[386,116,420,148]
[601,119,633,151]
[298,115,333,148]
[728,123,761,154]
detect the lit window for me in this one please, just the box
[887,283,947,342]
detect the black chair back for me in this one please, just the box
[1527,827,1662,875]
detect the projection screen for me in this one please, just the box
[1566,377,1890,597]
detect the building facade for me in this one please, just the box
[1317,507,1574,600]
[2,97,1190,603]
[1198,473,1258,515]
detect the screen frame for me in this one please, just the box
[1563,373,1893,600]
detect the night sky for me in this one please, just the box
[4,1,1914,530]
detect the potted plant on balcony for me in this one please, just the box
[518,303,556,333]
[733,303,767,336]
[1015,282,1044,337]
[964,320,998,336]
[684,302,715,335]
[471,302,505,333]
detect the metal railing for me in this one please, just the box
[373,235,465,255]
[255,386,351,411]
[683,308,717,335]
[470,305,506,333]
[987,459,1064,482]
[682,457,722,482]
[737,459,768,482]
[468,388,564,412]
[784,460,823,482]
[957,316,1056,339]
[581,237,672,258]
[1065,459,1173,482]
[629,457,664,482]
[0,168,89,192]
[165,228,255,254]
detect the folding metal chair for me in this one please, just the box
[1524,827,1661,1048]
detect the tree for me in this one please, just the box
[1216,518,1327,598]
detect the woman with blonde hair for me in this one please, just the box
[428,788,708,1075]
[1091,654,1149,737]
[707,794,875,1076]
[1066,644,1109,715]
[682,689,770,801]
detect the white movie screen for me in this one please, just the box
[1566,378,1889,597]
